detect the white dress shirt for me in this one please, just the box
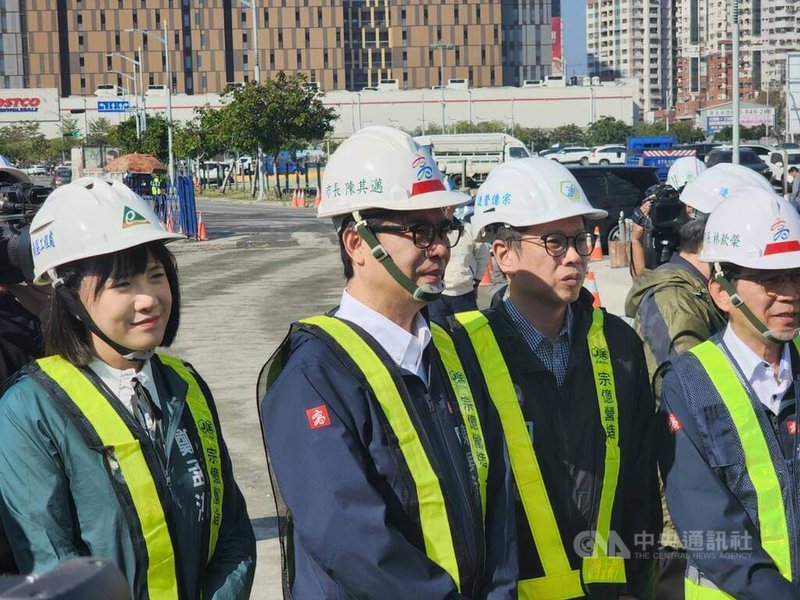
[89,358,162,438]
[722,325,793,416]
[335,289,431,384]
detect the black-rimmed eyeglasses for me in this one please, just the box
[518,232,596,257]
[371,220,464,249]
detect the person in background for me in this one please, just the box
[788,166,800,211]
[427,199,490,323]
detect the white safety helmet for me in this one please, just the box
[680,163,774,214]
[701,186,800,270]
[317,125,468,220]
[30,177,182,285]
[471,157,607,239]
[666,156,706,191]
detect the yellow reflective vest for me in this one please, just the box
[684,341,796,599]
[455,309,626,600]
[34,354,224,600]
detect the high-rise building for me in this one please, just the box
[9,0,553,97]
[741,0,800,93]
[585,0,671,114]
[0,0,27,89]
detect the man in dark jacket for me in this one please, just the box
[258,126,517,598]
[449,157,660,599]
[659,188,800,597]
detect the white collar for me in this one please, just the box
[88,357,160,410]
[722,325,792,415]
[335,289,431,384]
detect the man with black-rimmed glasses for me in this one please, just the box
[443,157,660,599]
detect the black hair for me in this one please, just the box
[43,241,181,366]
[337,209,405,280]
[678,215,708,254]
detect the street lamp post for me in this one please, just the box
[732,0,741,164]
[430,40,455,132]
[108,51,143,135]
[126,21,175,191]
[467,89,473,129]
[112,70,140,138]
[236,0,266,199]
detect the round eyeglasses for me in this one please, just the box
[518,232,596,257]
[372,220,464,249]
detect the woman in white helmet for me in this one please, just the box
[659,187,800,598]
[0,178,255,599]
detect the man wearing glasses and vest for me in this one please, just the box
[257,126,517,598]
[659,188,800,598]
[446,157,660,599]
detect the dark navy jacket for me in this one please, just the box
[259,319,517,599]
[659,334,800,599]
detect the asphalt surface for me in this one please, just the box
[152,199,637,598]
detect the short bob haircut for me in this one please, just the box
[43,241,181,366]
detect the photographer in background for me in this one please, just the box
[630,157,706,278]
[0,170,51,384]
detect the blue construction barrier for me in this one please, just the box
[140,175,198,238]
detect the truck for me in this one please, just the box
[624,135,698,181]
[413,133,532,188]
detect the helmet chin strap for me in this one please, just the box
[52,278,156,363]
[713,263,800,342]
[352,211,444,303]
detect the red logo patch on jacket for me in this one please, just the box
[788,421,797,436]
[306,405,331,430]
[667,413,682,433]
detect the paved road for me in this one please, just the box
[169,201,338,599]
[166,199,638,598]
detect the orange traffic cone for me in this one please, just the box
[590,226,603,261]
[290,189,297,207]
[166,207,175,233]
[197,212,208,241]
[314,188,321,208]
[300,189,306,207]
[480,261,493,285]
[585,270,602,307]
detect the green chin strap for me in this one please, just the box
[713,263,784,342]
[353,211,444,303]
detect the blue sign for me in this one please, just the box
[97,100,130,113]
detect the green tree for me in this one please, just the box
[585,117,633,146]
[173,106,228,163]
[670,121,706,143]
[634,121,669,137]
[87,117,113,145]
[221,72,337,194]
[0,123,48,165]
[109,114,171,163]
[550,124,585,146]
[516,127,551,153]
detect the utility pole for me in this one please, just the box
[430,40,455,132]
[239,0,266,199]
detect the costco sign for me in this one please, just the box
[0,88,59,122]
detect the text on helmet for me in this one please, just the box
[31,229,56,257]
[325,178,384,199]
[476,193,512,208]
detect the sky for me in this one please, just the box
[562,0,588,77]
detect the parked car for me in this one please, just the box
[588,145,626,165]
[26,164,49,177]
[741,144,773,158]
[52,166,72,187]
[538,148,560,157]
[705,148,771,179]
[547,146,592,165]
[768,149,800,184]
[677,142,721,163]
[567,165,660,252]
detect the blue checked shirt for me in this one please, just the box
[503,298,574,387]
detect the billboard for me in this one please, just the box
[551,0,563,76]
[787,53,800,136]
[0,88,60,123]
[703,106,775,134]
